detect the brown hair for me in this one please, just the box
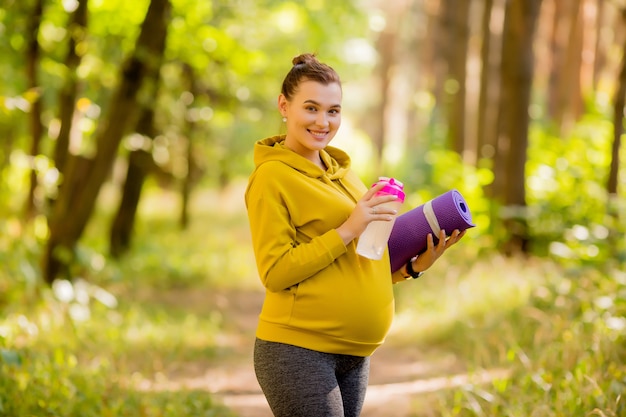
[280,53,341,100]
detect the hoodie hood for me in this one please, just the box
[253,135,351,180]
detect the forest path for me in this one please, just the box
[141,288,508,417]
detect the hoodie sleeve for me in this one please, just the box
[245,164,348,292]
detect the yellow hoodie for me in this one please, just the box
[245,135,401,356]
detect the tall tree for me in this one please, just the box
[44,0,172,283]
[403,0,432,160]
[53,0,89,178]
[431,0,451,121]
[495,0,542,254]
[179,63,200,230]
[24,0,44,218]
[443,0,470,156]
[109,111,159,258]
[607,8,626,198]
[109,16,168,258]
[547,0,583,132]
[592,0,607,90]
[476,0,493,163]
[476,0,503,168]
[370,0,403,174]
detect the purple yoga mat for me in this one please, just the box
[388,189,475,273]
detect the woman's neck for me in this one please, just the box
[284,142,325,170]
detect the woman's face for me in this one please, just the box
[278,80,342,163]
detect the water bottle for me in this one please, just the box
[356,177,405,260]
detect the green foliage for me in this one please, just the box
[457,266,626,416]
[2,175,626,416]
[393,252,626,416]
[0,185,251,416]
[526,115,626,263]
[382,111,626,265]
[82,184,258,290]
[4,0,372,191]
[158,0,370,187]
[2,1,626,415]
[0,345,234,416]
[0,260,234,417]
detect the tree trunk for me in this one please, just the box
[580,0,598,97]
[546,0,564,123]
[54,0,88,178]
[44,0,172,283]
[109,148,152,257]
[445,0,470,156]
[404,1,431,160]
[180,141,193,230]
[592,0,606,90]
[476,0,495,165]
[0,126,16,170]
[372,15,398,174]
[496,0,542,255]
[607,9,626,197]
[553,0,583,132]
[545,0,585,132]
[24,0,44,219]
[480,0,505,236]
[179,63,198,230]
[430,0,453,144]
[109,20,167,257]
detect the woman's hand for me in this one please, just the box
[411,229,466,273]
[336,182,399,245]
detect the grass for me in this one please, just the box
[391,255,626,416]
[1,180,625,416]
[0,184,251,417]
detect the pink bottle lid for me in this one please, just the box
[373,177,405,203]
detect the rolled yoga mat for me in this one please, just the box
[388,189,475,273]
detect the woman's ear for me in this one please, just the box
[277,94,288,117]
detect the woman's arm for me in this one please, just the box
[247,175,400,292]
[246,179,347,292]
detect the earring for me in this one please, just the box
[282,117,287,122]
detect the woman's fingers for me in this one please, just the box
[414,229,467,272]
[444,229,465,248]
[437,229,447,249]
[363,182,386,199]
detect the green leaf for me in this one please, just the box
[0,348,22,366]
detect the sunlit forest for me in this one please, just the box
[1,0,625,416]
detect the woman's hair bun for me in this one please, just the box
[292,53,318,66]
[280,52,341,100]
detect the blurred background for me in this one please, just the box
[1,0,625,416]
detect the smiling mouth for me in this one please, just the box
[308,130,328,139]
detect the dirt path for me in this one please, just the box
[144,288,507,417]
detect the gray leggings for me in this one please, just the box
[254,338,370,417]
